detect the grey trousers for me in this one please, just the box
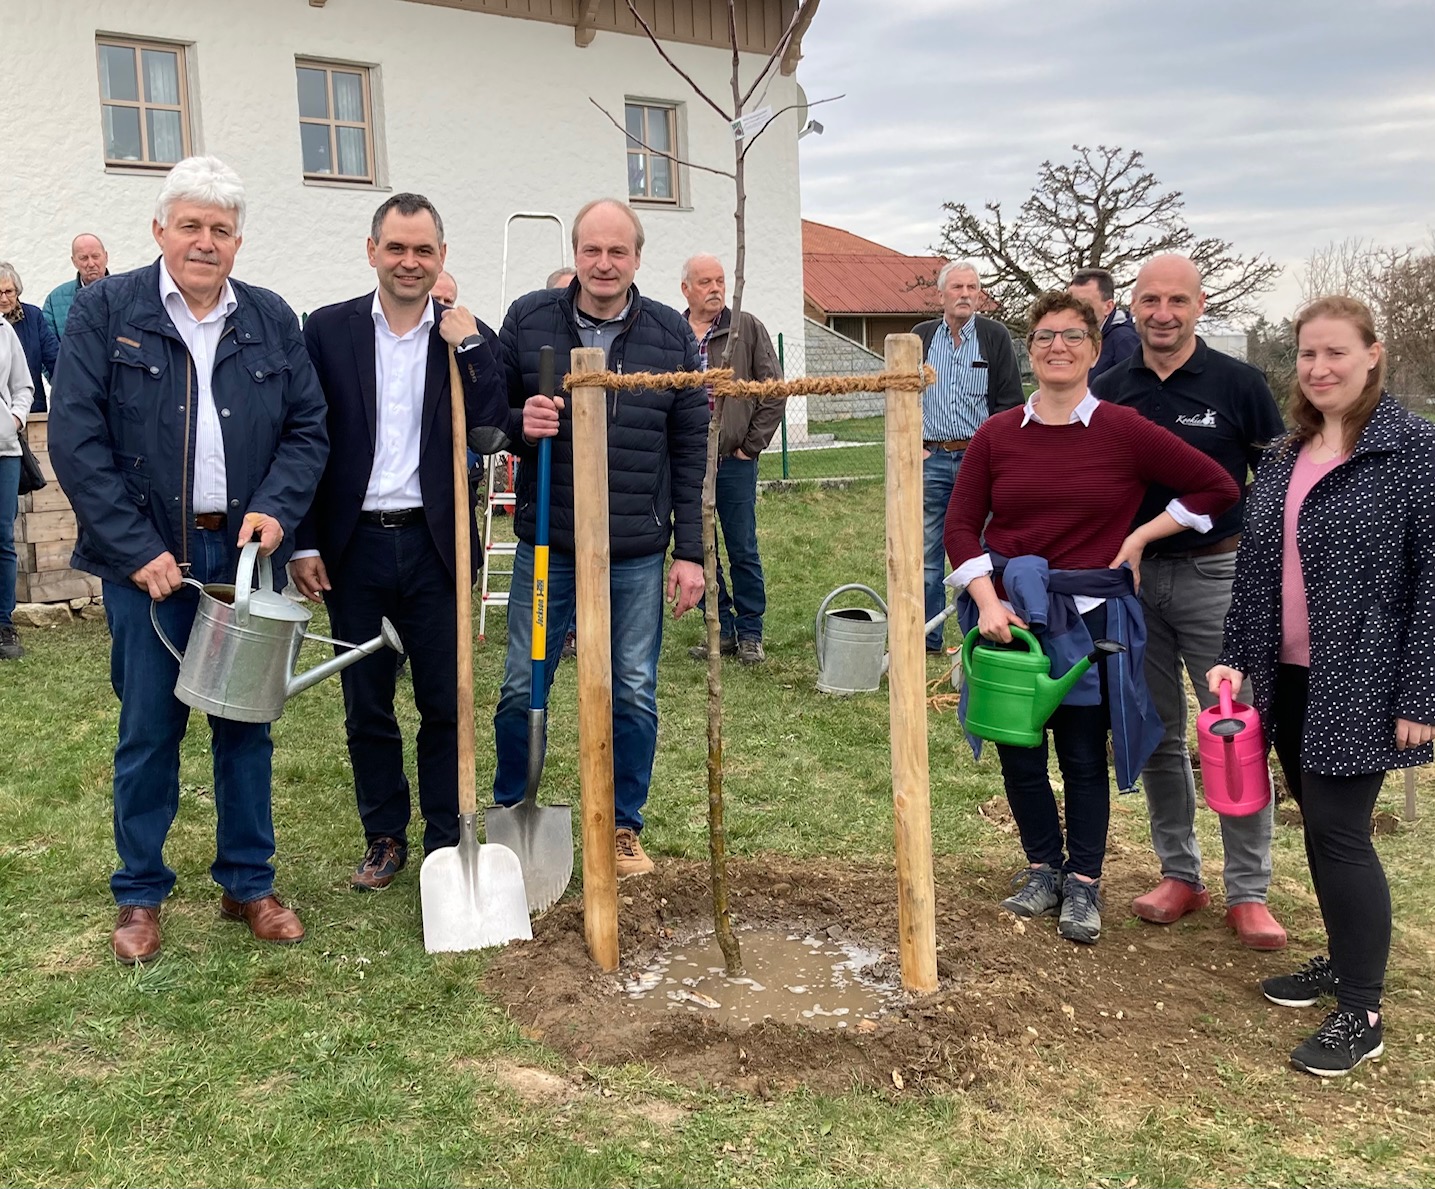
[1139,552,1274,904]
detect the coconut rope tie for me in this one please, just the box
[562,364,935,399]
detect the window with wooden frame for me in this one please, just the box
[625,101,680,204]
[96,37,191,168]
[296,60,375,183]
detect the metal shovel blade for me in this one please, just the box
[420,812,532,952]
[484,798,574,914]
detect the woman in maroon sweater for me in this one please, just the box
[945,291,1237,944]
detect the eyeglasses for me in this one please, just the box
[1029,328,1092,347]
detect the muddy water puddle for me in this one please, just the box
[623,929,900,1029]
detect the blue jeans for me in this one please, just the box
[325,521,459,854]
[103,528,276,907]
[923,449,963,650]
[494,544,664,832]
[711,455,765,642]
[0,455,18,628]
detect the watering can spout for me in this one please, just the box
[287,617,403,698]
[1032,637,1127,723]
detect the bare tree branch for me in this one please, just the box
[624,0,731,121]
[588,98,735,179]
[737,92,843,160]
[739,0,822,107]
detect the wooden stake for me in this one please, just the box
[1404,767,1417,823]
[884,333,937,994]
[570,347,619,972]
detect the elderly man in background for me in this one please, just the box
[49,156,329,965]
[1069,267,1141,380]
[912,261,1024,653]
[547,266,577,290]
[0,316,35,661]
[43,234,110,338]
[0,262,60,413]
[431,270,459,306]
[680,253,782,665]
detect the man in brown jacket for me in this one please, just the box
[681,254,783,664]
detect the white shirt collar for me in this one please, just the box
[1021,391,1100,427]
[371,291,435,336]
[159,262,237,324]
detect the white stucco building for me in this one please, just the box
[3,0,810,359]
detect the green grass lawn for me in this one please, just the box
[3,481,1435,1187]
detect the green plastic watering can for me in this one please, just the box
[959,626,1126,748]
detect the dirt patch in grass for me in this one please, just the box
[486,841,1391,1104]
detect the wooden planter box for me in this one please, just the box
[13,414,102,604]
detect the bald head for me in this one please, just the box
[1132,254,1206,365]
[681,254,726,323]
[71,234,109,284]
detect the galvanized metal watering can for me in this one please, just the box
[814,583,958,695]
[151,541,402,723]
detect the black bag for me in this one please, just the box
[17,430,46,495]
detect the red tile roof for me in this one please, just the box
[802,219,946,316]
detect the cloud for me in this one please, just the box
[796,0,1435,318]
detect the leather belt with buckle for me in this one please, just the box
[193,513,228,531]
[1158,533,1242,560]
[924,438,972,452]
[359,508,424,528]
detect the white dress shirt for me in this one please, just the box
[364,293,433,511]
[160,264,237,514]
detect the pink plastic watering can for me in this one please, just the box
[1196,680,1271,817]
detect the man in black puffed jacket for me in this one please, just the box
[493,198,709,878]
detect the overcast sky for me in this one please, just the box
[795,0,1435,321]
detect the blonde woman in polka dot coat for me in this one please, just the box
[1210,295,1435,1078]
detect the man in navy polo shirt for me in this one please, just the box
[1091,253,1287,950]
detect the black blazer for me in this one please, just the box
[1218,396,1435,775]
[297,293,508,581]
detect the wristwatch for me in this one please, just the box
[457,333,484,352]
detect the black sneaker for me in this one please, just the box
[1290,1009,1384,1077]
[1000,863,1062,918]
[1262,955,1338,1008]
[0,626,22,661]
[351,837,408,891]
[1058,874,1102,944]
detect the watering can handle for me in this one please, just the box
[814,583,887,670]
[232,540,274,626]
[1219,679,1234,717]
[149,578,209,663]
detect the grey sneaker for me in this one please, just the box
[0,626,22,661]
[1058,874,1102,944]
[1262,955,1338,1008]
[688,636,736,660]
[1000,863,1062,918]
[737,638,766,665]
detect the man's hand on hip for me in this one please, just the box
[131,552,184,601]
[667,559,705,618]
[289,555,331,602]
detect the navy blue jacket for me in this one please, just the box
[297,294,509,582]
[9,304,60,412]
[1090,307,1140,381]
[49,259,329,586]
[500,281,708,562]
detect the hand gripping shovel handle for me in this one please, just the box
[524,346,556,804]
[449,346,476,818]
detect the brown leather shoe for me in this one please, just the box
[219,894,305,944]
[112,905,162,965]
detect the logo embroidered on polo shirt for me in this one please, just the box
[1177,409,1219,428]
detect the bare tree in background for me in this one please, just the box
[936,144,1280,331]
[601,0,828,976]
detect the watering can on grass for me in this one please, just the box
[151,541,402,723]
[960,626,1126,747]
[814,583,959,695]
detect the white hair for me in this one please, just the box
[936,259,983,290]
[0,262,21,298]
[681,253,724,283]
[155,155,247,234]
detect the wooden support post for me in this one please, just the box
[570,348,619,972]
[884,333,937,994]
[1404,768,1418,823]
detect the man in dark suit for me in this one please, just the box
[290,193,509,891]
